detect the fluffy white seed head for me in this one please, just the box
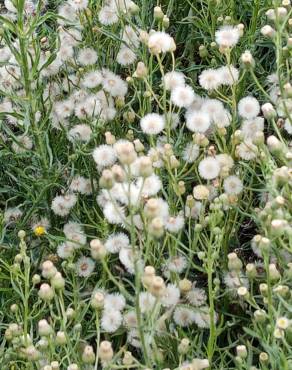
[186,111,211,133]
[93,145,117,169]
[98,6,118,25]
[69,0,88,10]
[238,96,260,119]
[140,113,165,135]
[76,257,95,277]
[215,26,240,48]
[148,31,176,54]
[77,48,98,66]
[223,175,243,195]
[199,69,222,90]
[171,85,196,108]
[163,71,185,91]
[101,309,122,333]
[117,47,137,66]
[217,66,239,86]
[102,69,128,97]
[104,293,126,311]
[182,142,200,163]
[198,157,220,180]
[105,233,130,253]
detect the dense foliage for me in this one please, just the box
[0,0,291,369]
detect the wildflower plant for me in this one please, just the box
[0,0,291,369]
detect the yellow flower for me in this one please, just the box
[34,226,46,236]
[276,317,290,330]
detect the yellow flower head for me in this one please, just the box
[34,226,46,236]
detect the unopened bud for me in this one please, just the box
[32,274,41,285]
[67,364,79,370]
[273,284,289,297]
[284,82,292,97]
[259,352,269,364]
[123,351,134,366]
[253,131,265,145]
[179,278,192,294]
[149,217,164,238]
[236,345,247,359]
[266,9,276,20]
[142,266,156,288]
[271,219,288,235]
[191,358,209,370]
[261,25,275,37]
[178,181,186,195]
[66,307,75,319]
[237,286,249,298]
[193,133,209,147]
[199,45,208,58]
[56,331,67,345]
[25,345,40,361]
[90,239,107,260]
[99,169,114,189]
[246,263,257,278]
[91,291,105,309]
[273,166,290,185]
[105,131,116,145]
[134,61,148,78]
[144,198,160,219]
[115,96,125,108]
[241,50,255,68]
[98,341,113,362]
[133,139,144,152]
[178,338,190,354]
[254,309,267,323]
[227,253,243,271]
[259,237,270,251]
[38,319,53,337]
[115,141,137,165]
[269,263,281,281]
[237,23,245,36]
[154,6,164,20]
[126,76,134,84]
[10,304,18,313]
[139,30,149,44]
[18,230,26,239]
[14,254,23,263]
[150,276,165,297]
[162,15,170,28]
[276,7,288,19]
[137,156,153,177]
[82,345,95,364]
[259,283,268,296]
[42,260,57,279]
[111,164,126,183]
[128,2,139,14]
[169,155,180,169]
[274,327,284,338]
[261,103,276,119]
[267,135,285,154]
[51,272,65,290]
[51,361,59,370]
[38,283,54,302]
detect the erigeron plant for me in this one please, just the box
[0,0,292,369]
